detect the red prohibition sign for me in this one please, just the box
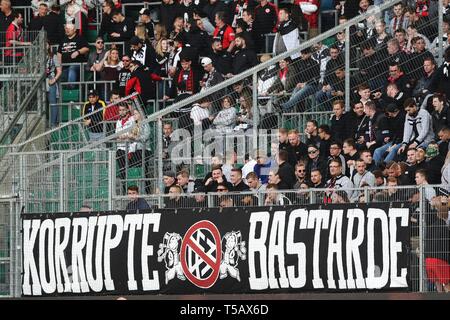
[180,220,222,289]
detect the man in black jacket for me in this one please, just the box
[356,101,385,154]
[229,168,250,191]
[305,144,327,182]
[372,103,406,165]
[139,8,155,41]
[431,93,450,135]
[129,36,157,72]
[209,38,233,75]
[98,0,114,40]
[204,165,232,192]
[287,129,308,166]
[280,47,319,112]
[277,150,295,190]
[230,35,257,76]
[330,100,352,144]
[125,60,162,106]
[430,48,450,99]
[110,10,135,43]
[413,57,437,101]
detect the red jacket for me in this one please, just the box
[125,66,162,103]
[294,0,319,28]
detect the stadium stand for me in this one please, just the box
[0,0,450,296]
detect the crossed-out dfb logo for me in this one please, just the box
[157,220,246,289]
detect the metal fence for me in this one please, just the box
[0,196,21,298]
[7,179,448,295]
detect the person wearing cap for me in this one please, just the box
[200,57,224,91]
[57,23,89,85]
[82,89,106,141]
[129,35,158,72]
[424,141,445,184]
[139,8,155,41]
[279,47,319,112]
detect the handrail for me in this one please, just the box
[36,0,404,156]
[132,0,403,125]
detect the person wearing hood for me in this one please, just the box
[424,141,445,184]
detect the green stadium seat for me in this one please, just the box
[62,89,80,103]
[86,29,99,43]
[195,164,205,179]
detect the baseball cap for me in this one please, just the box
[163,170,176,178]
[139,8,151,16]
[129,36,142,46]
[201,57,212,67]
[88,89,98,97]
[385,103,399,113]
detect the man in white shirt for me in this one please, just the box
[115,104,135,180]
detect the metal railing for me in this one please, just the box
[0,30,47,148]
[9,0,448,200]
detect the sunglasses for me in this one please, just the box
[308,150,317,154]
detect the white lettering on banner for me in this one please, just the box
[21,206,409,296]
[268,211,289,289]
[389,208,408,288]
[39,219,56,294]
[104,215,124,291]
[85,216,106,293]
[286,209,307,288]
[23,219,41,295]
[71,218,89,293]
[307,210,330,289]
[141,213,161,291]
[248,211,270,290]
[366,209,390,289]
[124,214,143,291]
[54,218,71,293]
[345,209,366,289]
[327,210,346,289]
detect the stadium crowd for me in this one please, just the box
[2,0,450,293]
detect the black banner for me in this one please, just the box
[22,204,411,296]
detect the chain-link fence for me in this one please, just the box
[0,196,21,298]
